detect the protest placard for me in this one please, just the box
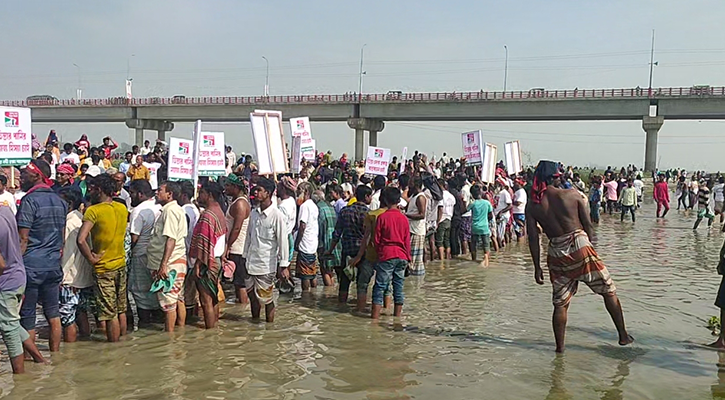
[195,131,226,176]
[291,136,302,173]
[0,107,32,165]
[167,137,194,181]
[364,146,392,176]
[480,143,497,183]
[251,110,289,175]
[461,130,483,165]
[504,140,523,175]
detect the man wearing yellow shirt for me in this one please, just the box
[127,155,150,182]
[147,182,188,332]
[77,174,129,343]
[618,178,638,223]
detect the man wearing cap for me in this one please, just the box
[223,173,251,304]
[17,159,68,353]
[526,160,632,353]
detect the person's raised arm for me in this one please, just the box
[526,204,543,285]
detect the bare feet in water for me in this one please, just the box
[619,334,635,346]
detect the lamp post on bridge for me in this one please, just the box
[72,63,82,100]
[358,44,367,102]
[503,45,508,92]
[126,54,135,100]
[648,30,658,97]
[262,56,269,96]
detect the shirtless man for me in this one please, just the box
[526,160,633,353]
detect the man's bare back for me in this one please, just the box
[526,186,594,241]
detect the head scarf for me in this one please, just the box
[532,160,561,204]
[56,163,75,184]
[226,173,245,187]
[26,161,53,187]
[280,176,297,194]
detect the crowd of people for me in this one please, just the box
[2,130,725,374]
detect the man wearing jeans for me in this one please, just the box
[372,187,411,320]
[0,206,46,373]
[17,159,67,354]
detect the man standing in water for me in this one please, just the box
[243,178,289,322]
[653,173,670,218]
[77,174,129,342]
[526,160,633,353]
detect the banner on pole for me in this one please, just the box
[251,110,289,175]
[195,131,226,176]
[168,137,194,181]
[401,146,408,162]
[504,140,523,175]
[461,130,483,165]
[364,146,392,176]
[480,143,497,184]
[0,107,32,166]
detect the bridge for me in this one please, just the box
[4,86,725,171]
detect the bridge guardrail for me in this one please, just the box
[3,87,724,108]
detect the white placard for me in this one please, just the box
[364,146,392,176]
[191,120,202,189]
[461,130,483,165]
[125,79,133,99]
[0,107,32,165]
[196,131,226,176]
[480,143,497,183]
[251,110,289,175]
[401,146,408,162]
[291,136,302,173]
[504,140,523,175]
[168,137,194,181]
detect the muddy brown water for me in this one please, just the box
[2,202,725,399]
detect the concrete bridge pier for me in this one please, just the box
[642,116,664,173]
[347,118,385,161]
[126,119,174,146]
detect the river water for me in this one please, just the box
[2,201,725,399]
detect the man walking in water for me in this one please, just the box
[526,160,633,353]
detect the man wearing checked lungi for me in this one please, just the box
[526,160,633,353]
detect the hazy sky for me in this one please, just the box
[4,0,725,170]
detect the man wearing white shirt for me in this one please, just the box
[243,178,289,323]
[494,182,513,248]
[127,180,162,324]
[0,176,16,215]
[633,174,645,207]
[59,143,80,165]
[140,140,152,156]
[294,182,319,291]
[369,176,387,211]
[143,153,162,191]
[277,177,298,264]
[436,179,456,260]
[714,176,725,223]
[512,181,528,240]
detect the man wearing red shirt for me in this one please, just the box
[653,173,670,218]
[372,186,411,319]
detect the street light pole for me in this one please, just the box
[73,63,82,100]
[262,56,269,96]
[127,54,135,80]
[648,30,656,97]
[358,44,367,100]
[503,45,508,92]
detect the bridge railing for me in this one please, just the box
[3,86,725,107]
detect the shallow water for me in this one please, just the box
[3,202,725,399]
